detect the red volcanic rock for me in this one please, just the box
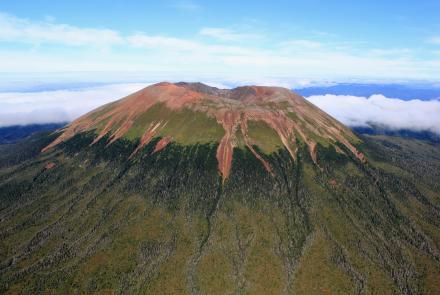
[153,136,172,154]
[216,110,241,180]
[45,162,56,169]
[129,121,164,158]
[43,82,366,180]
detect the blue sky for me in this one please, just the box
[1,1,440,81]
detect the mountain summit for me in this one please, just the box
[43,82,365,179]
[1,82,440,294]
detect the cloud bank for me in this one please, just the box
[306,94,440,135]
[1,83,440,137]
[0,83,149,127]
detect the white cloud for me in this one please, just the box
[0,12,440,80]
[199,27,262,41]
[306,94,440,135]
[127,33,201,51]
[0,83,150,127]
[366,48,413,57]
[428,36,440,45]
[281,40,323,48]
[0,13,123,47]
[127,32,252,56]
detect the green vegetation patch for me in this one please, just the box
[246,120,283,154]
[124,103,225,145]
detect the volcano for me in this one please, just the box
[42,82,365,179]
[1,82,439,294]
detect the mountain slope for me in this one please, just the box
[42,82,365,180]
[0,83,439,295]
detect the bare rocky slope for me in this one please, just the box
[43,82,365,180]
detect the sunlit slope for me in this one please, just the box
[43,82,365,180]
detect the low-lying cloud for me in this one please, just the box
[306,94,440,135]
[1,85,440,136]
[0,83,149,127]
